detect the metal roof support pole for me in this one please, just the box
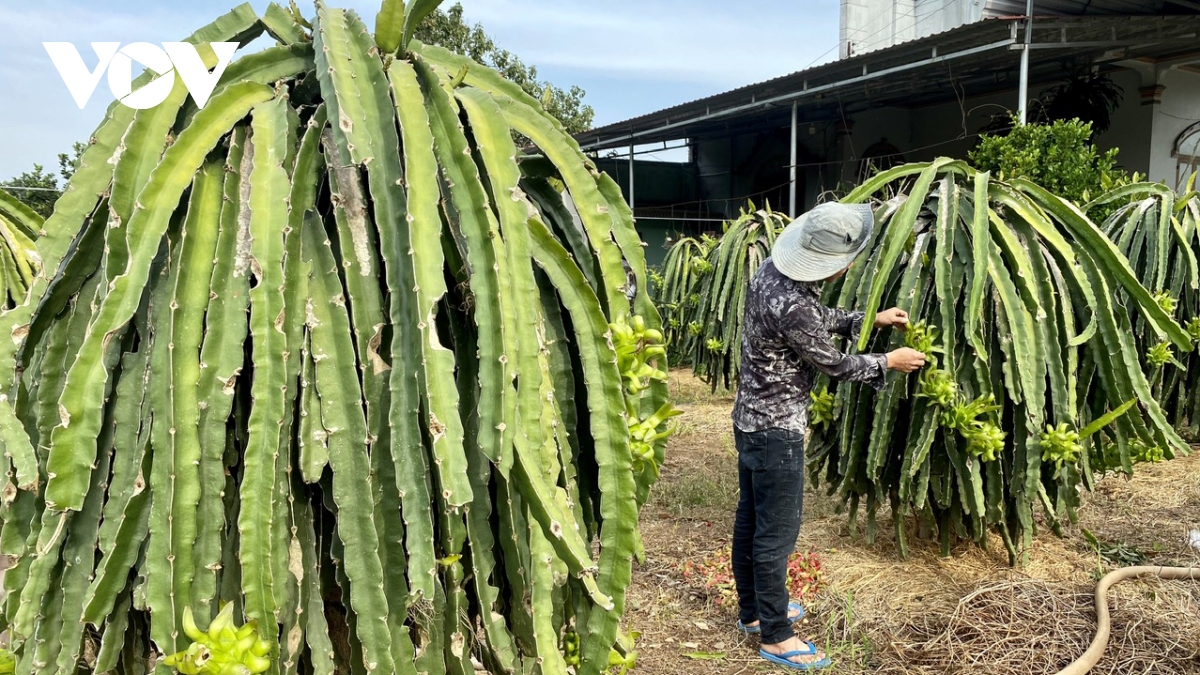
[1018,0,1034,124]
[628,143,636,210]
[789,101,799,218]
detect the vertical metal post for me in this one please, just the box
[1018,0,1034,124]
[628,143,635,210]
[789,101,799,218]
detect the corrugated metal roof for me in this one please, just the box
[576,13,1200,151]
[982,0,1171,17]
[577,19,1014,148]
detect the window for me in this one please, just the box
[1174,122,1200,192]
[858,139,906,183]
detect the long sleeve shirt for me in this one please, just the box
[732,259,888,435]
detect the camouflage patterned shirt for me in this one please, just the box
[732,259,888,435]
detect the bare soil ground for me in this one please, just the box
[624,369,1200,675]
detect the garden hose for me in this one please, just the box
[1053,565,1200,675]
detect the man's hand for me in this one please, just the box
[874,307,909,330]
[886,347,926,373]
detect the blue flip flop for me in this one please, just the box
[735,601,805,634]
[758,641,831,670]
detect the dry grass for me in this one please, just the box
[623,369,1200,675]
[878,576,1200,674]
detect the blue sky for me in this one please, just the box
[0,0,839,178]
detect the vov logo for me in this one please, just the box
[42,42,238,110]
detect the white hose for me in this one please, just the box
[1053,565,1200,675]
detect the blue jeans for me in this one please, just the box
[732,426,805,645]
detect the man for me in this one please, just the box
[730,202,926,670]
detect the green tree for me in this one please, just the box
[3,165,59,219]
[415,3,594,134]
[1039,71,1123,136]
[969,117,1132,207]
[4,142,86,218]
[58,141,88,181]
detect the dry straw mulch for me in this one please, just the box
[878,577,1200,674]
[625,370,1200,675]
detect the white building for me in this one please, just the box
[840,0,1200,57]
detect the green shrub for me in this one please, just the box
[969,118,1133,207]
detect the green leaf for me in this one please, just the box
[1079,399,1138,438]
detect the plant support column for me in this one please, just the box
[629,142,636,210]
[1018,0,1034,124]
[790,101,798,218]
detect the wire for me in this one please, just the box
[754,1,949,92]
[636,178,796,212]
[944,59,970,140]
[0,185,61,192]
[1158,112,1200,123]
[800,43,841,71]
[634,216,730,223]
[802,3,934,68]
[836,91,858,165]
[815,1,953,66]
[805,130,983,170]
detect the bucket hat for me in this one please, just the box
[771,202,874,282]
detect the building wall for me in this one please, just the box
[691,130,827,219]
[826,67,1184,181]
[695,136,736,216]
[830,106,915,186]
[1148,68,1200,192]
[597,158,700,206]
[1038,66,1200,188]
[839,0,1173,58]
[1098,69,1154,176]
[905,89,1012,162]
[841,0,984,57]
